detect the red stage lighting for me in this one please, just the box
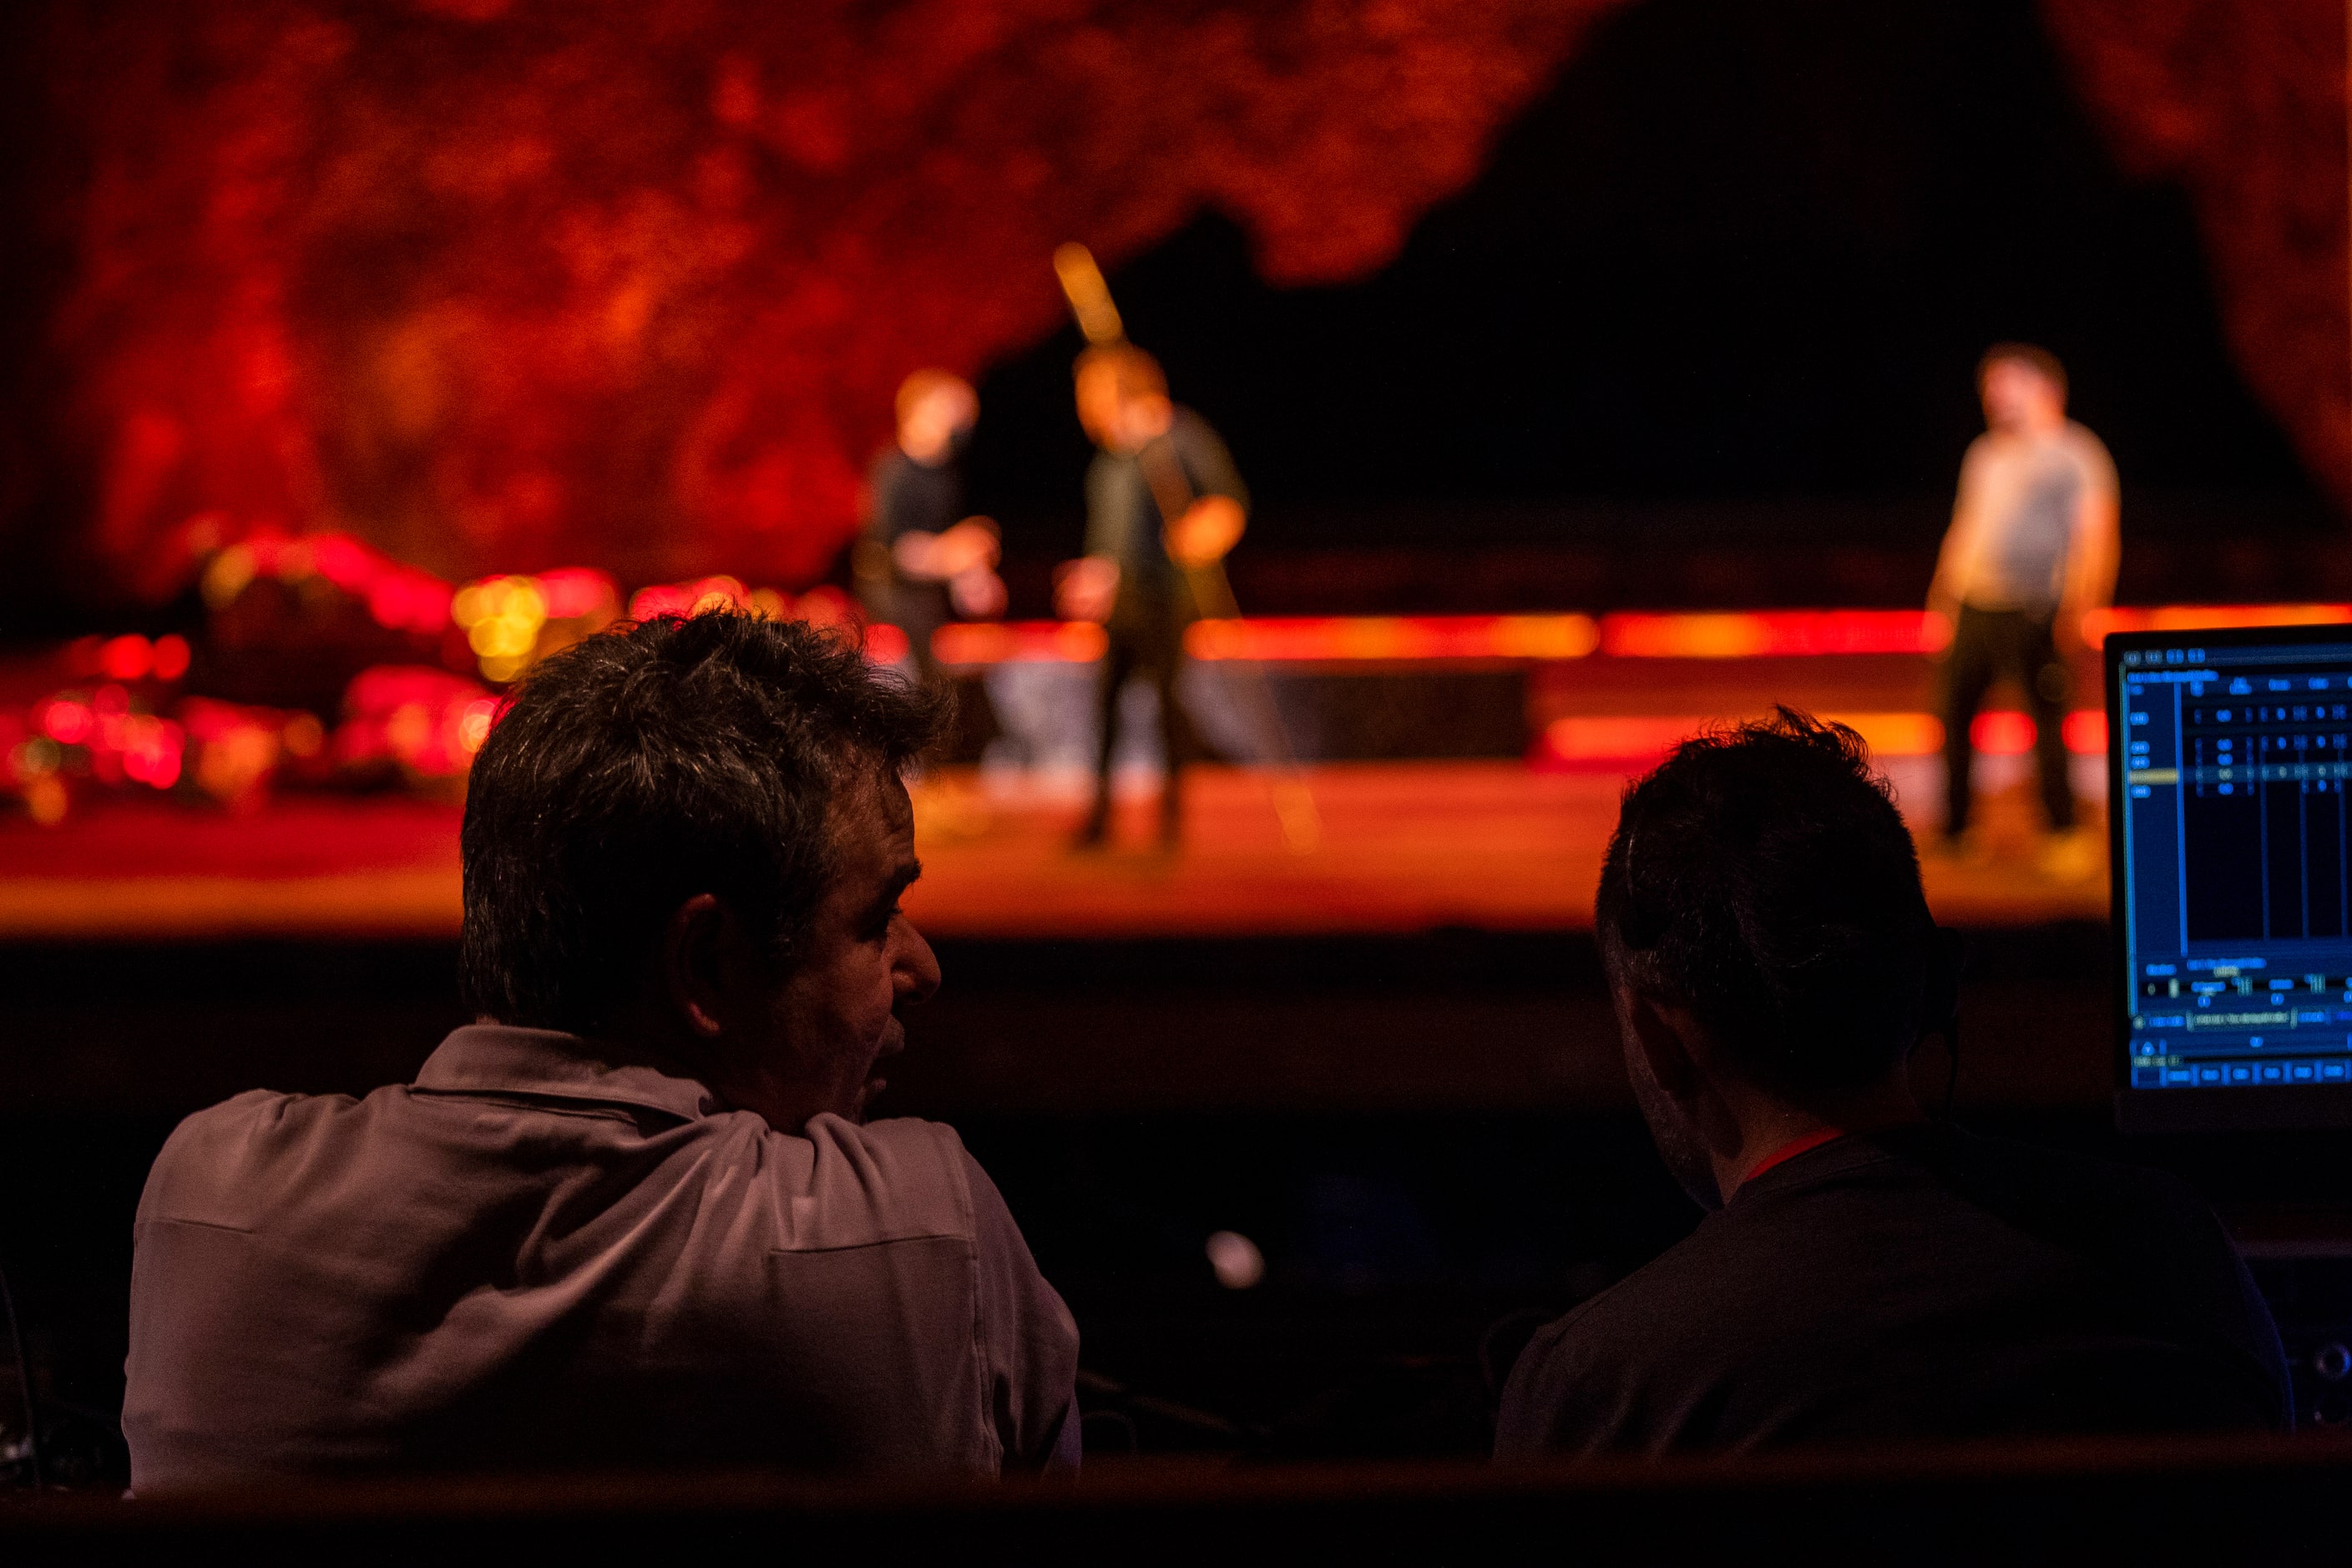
[38,0,1625,603]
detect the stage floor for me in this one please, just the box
[0,759,2102,941]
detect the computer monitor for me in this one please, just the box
[2111,622,2352,1131]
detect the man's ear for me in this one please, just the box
[660,893,731,1039]
[1624,988,1706,1105]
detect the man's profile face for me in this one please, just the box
[1980,358,2061,433]
[762,771,937,1125]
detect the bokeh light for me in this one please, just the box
[1205,1231,1266,1292]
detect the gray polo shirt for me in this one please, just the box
[124,1026,1080,1487]
[1945,421,2117,616]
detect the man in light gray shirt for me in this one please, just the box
[1929,343,2118,876]
[124,612,1080,1486]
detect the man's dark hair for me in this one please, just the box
[1596,708,1938,1096]
[1977,341,2067,400]
[459,612,946,1034]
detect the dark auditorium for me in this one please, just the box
[8,0,2352,1557]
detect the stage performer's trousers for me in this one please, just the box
[1090,610,1186,832]
[1940,603,2074,837]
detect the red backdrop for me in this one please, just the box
[41,0,1625,602]
[29,0,2352,608]
[2041,0,2349,516]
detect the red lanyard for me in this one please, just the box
[1742,1126,1846,1186]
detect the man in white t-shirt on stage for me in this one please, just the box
[1928,343,2118,877]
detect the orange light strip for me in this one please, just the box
[2081,604,2352,640]
[1187,614,1600,662]
[1598,609,1951,658]
[1535,710,2108,767]
[933,609,1938,664]
[927,607,2352,667]
[932,620,1109,665]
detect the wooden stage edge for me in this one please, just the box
[0,761,2105,942]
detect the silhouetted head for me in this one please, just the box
[1597,709,1943,1202]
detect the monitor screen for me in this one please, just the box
[2111,624,2352,1130]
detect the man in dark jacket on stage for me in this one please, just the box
[1056,343,1247,847]
[1497,710,2289,1456]
[856,368,1005,685]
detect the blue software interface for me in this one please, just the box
[2118,635,2352,1090]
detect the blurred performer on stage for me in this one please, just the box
[1929,344,2117,878]
[856,369,1007,685]
[1055,344,1248,847]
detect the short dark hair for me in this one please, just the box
[1977,341,2066,399]
[1596,709,1937,1096]
[458,612,946,1034]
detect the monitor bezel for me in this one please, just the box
[2107,622,2352,1131]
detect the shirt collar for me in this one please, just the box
[1737,1126,1847,1190]
[1724,1123,1952,1206]
[413,1024,721,1125]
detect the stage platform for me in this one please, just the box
[0,625,2128,1125]
[0,759,2102,943]
[38,601,2348,940]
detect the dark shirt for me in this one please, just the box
[1084,407,1247,629]
[865,447,964,563]
[858,448,963,661]
[1496,1126,2290,1456]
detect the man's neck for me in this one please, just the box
[1712,1077,1926,1201]
[1992,412,2066,442]
[1112,405,1175,453]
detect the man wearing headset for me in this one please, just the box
[1496,711,2288,1455]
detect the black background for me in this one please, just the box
[967,0,2329,557]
